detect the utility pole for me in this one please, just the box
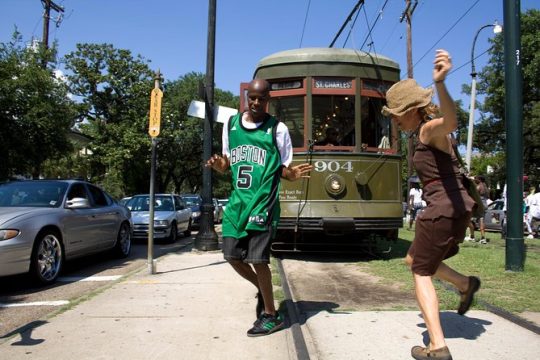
[195,0,219,251]
[41,0,64,50]
[503,0,524,271]
[40,0,64,68]
[400,0,418,202]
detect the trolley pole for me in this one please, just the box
[195,0,219,251]
[148,70,163,273]
[503,0,524,271]
[401,0,418,203]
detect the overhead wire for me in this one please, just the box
[342,5,362,47]
[359,0,389,51]
[412,0,480,69]
[299,0,312,47]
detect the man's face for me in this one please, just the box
[247,89,269,120]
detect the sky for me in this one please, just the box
[1,0,538,109]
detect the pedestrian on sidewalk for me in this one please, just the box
[382,49,481,360]
[206,79,312,337]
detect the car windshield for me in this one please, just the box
[182,196,201,206]
[127,196,174,212]
[0,181,68,208]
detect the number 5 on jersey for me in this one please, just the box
[237,165,253,189]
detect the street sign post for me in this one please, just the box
[148,72,163,274]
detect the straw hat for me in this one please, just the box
[381,79,433,117]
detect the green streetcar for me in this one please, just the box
[241,47,403,252]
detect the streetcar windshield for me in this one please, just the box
[268,96,305,148]
[312,95,355,147]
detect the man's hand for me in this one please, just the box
[205,154,229,174]
[282,163,313,181]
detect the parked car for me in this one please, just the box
[213,198,223,223]
[480,199,505,232]
[0,179,132,285]
[181,194,202,228]
[217,198,229,212]
[126,194,192,242]
[119,196,132,207]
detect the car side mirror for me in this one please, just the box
[66,197,91,209]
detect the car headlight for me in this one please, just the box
[154,220,169,227]
[193,211,201,218]
[0,229,20,241]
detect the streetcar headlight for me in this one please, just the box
[325,174,346,197]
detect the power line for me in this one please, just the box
[299,0,312,47]
[329,0,364,48]
[342,4,362,47]
[412,0,480,69]
[359,0,389,51]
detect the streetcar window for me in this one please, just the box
[269,96,305,148]
[312,95,355,146]
[361,97,391,149]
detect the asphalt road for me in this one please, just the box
[0,234,194,339]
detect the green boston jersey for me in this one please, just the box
[222,113,283,238]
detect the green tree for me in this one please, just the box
[160,72,238,196]
[0,32,75,180]
[63,43,155,197]
[474,9,540,182]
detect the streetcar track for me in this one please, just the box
[276,257,311,360]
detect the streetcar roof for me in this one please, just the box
[255,47,399,72]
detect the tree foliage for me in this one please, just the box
[60,44,238,198]
[160,72,238,197]
[63,43,155,197]
[474,9,540,183]
[0,32,75,180]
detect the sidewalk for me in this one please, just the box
[0,241,538,359]
[0,246,296,360]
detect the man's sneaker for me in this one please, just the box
[247,312,283,337]
[464,236,474,242]
[255,292,265,317]
[527,234,534,239]
[479,237,488,244]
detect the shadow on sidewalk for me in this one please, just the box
[0,320,47,346]
[280,299,341,329]
[416,311,493,344]
[156,260,228,274]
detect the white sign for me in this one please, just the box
[187,100,238,124]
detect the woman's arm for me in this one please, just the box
[420,49,457,151]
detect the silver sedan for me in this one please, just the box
[0,180,132,285]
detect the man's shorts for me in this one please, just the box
[222,231,271,264]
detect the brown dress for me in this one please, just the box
[408,139,476,276]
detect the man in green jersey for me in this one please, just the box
[206,79,312,337]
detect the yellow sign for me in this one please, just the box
[149,88,163,137]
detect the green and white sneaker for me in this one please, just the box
[247,312,284,337]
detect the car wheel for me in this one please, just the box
[183,219,192,237]
[167,221,178,243]
[30,230,63,285]
[114,222,131,258]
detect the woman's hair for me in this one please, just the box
[419,103,441,122]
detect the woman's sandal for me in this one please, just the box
[458,276,481,315]
[411,345,453,360]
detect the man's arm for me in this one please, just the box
[205,154,230,174]
[281,163,313,181]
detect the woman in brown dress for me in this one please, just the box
[382,50,481,360]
